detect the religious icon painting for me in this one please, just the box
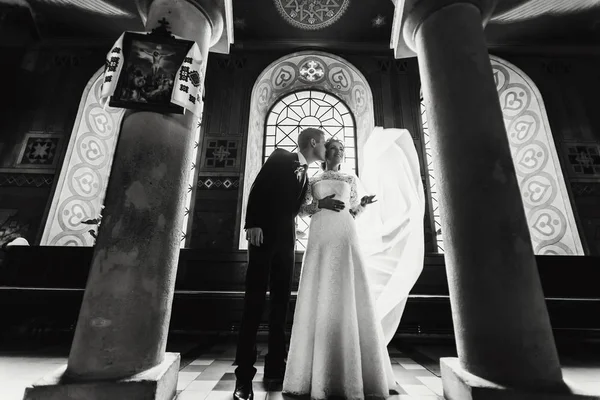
[108,31,195,113]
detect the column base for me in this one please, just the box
[23,352,180,400]
[441,358,600,400]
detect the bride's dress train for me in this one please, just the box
[282,172,396,400]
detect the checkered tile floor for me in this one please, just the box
[175,342,444,400]
[3,338,599,400]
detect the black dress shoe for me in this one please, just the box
[234,381,254,400]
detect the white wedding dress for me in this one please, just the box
[283,170,397,400]
[282,128,425,400]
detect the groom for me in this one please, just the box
[234,128,327,400]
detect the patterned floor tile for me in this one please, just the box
[176,390,210,400]
[196,371,228,381]
[183,364,211,373]
[191,359,215,366]
[221,372,236,381]
[211,360,235,367]
[2,338,598,400]
[400,384,437,396]
[394,357,418,364]
[400,363,426,370]
[212,380,236,392]
[178,371,203,391]
[205,390,239,400]
[196,363,232,380]
[180,371,202,381]
[177,379,192,391]
[416,376,443,396]
[392,373,423,385]
[186,380,220,392]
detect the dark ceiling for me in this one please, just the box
[487,6,600,46]
[2,0,600,50]
[232,0,395,48]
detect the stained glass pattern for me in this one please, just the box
[265,90,357,250]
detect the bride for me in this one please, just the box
[282,128,425,400]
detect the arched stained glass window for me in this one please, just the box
[265,90,357,249]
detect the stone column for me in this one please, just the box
[397,1,599,399]
[23,1,223,399]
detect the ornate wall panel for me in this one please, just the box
[273,0,350,30]
[239,51,375,249]
[493,56,583,255]
[40,68,125,246]
[564,143,600,177]
[41,67,201,248]
[422,56,584,255]
[15,133,63,169]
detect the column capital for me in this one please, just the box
[390,0,497,58]
[137,0,234,54]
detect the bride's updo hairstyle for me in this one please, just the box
[321,137,344,171]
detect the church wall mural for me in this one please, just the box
[421,56,584,255]
[1,43,599,256]
[191,50,432,251]
[40,68,125,246]
[492,56,583,255]
[0,44,107,247]
[238,51,376,250]
[497,54,600,256]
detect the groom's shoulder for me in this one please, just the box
[267,148,294,161]
[272,148,291,156]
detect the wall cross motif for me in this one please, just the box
[213,145,231,161]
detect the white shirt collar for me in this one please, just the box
[296,151,308,166]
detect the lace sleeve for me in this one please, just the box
[299,179,320,217]
[349,175,365,219]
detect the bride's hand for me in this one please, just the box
[318,194,345,212]
[360,195,377,207]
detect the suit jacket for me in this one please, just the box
[244,149,309,238]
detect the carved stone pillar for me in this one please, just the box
[23,1,228,399]
[392,1,599,399]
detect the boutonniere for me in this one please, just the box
[293,161,307,181]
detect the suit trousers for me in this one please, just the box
[234,228,295,382]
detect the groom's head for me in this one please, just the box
[298,128,326,163]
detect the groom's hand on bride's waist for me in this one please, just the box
[318,194,345,212]
[246,227,263,247]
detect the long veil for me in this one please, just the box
[354,127,426,345]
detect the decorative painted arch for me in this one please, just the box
[238,51,375,249]
[41,67,199,247]
[422,55,584,255]
[41,67,125,246]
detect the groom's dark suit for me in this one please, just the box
[235,148,309,382]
